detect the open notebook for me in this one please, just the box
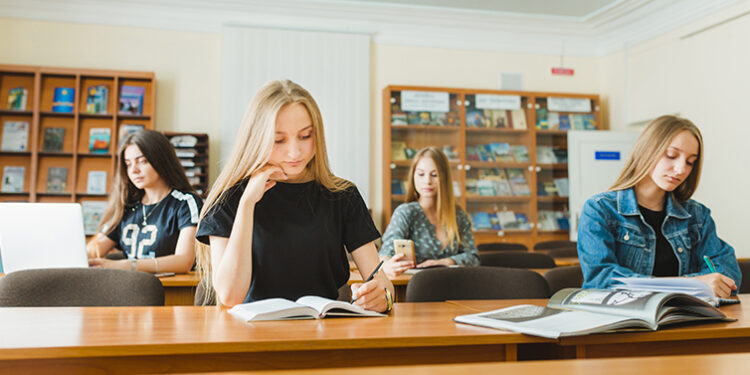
[228,296,385,321]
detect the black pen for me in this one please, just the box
[351,260,384,303]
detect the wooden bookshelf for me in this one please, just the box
[0,64,155,206]
[162,132,209,197]
[383,85,602,249]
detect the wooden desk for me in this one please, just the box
[449,295,750,359]
[553,257,580,267]
[169,352,750,374]
[0,303,553,374]
[159,273,200,306]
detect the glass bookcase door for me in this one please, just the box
[463,92,533,237]
[534,96,600,237]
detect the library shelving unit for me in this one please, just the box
[0,64,155,208]
[383,85,602,250]
[162,132,209,197]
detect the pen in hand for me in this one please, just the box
[703,255,718,273]
[351,260,384,303]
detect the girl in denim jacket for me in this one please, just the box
[578,115,741,297]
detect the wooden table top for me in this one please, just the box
[0,301,553,361]
[553,257,580,267]
[171,352,750,374]
[158,272,200,287]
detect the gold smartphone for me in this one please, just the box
[393,239,415,263]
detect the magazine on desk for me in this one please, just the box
[228,296,385,321]
[454,288,734,339]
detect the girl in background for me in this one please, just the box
[380,147,479,278]
[87,129,202,273]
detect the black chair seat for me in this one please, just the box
[0,268,164,307]
[479,251,556,269]
[544,266,584,295]
[405,266,550,302]
[477,242,527,252]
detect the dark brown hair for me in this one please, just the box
[99,129,195,234]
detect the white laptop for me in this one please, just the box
[0,203,89,274]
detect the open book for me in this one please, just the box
[454,288,734,339]
[228,296,385,321]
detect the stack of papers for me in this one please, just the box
[613,277,721,306]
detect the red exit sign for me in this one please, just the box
[551,67,575,76]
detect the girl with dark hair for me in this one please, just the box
[87,129,203,273]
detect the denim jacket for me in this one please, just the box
[577,188,741,290]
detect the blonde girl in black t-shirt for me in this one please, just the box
[196,80,393,310]
[87,130,201,273]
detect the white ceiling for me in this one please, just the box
[0,0,742,56]
[340,0,621,18]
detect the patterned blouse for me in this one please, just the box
[379,202,479,266]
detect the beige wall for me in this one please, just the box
[599,0,750,257]
[370,44,602,229]
[0,18,222,183]
[4,14,747,257]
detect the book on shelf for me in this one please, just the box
[506,168,530,196]
[471,211,493,230]
[119,85,146,115]
[535,108,548,129]
[85,85,109,114]
[559,114,572,130]
[453,180,461,197]
[82,200,107,235]
[88,128,111,154]
[1,121,29,151]
[496,210,518,229]
[86,170,107,194]
[52,87,75,113]
[475,180,496,197]
[510,109,527,130]
[430,112,447,126]
[542,181,558,196]
[582,114,598,130]
[536,146,557,164]
[442,145,459,160]
[175,148,197,158]
[510,145,529,163]
[391,179,406,195]
[7,87,28,110]
[454,287,732,339]
[465,109,486,128]
[554,177,570,196]
[391,112,407,125]
[488,109,509,128]
[169,135,198,147]
[444,111,459,126]
[489,142,514,162]
[183,166,202,177]
[477,145,495,162]
[42,127,65,152]
[118,124,144,146]
[478,168,512,196]
[180,159,195,167]
[46,167,68,193]
[391,141,407,161]
[228,296,384,321]
[488,213,502,230]
[1,166,25,193]
[547,112,560,130]
[572,114,585,130]
[514,213,531,230]
[552,148,568,163]
[466,146,480,161]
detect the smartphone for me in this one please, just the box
[393,239,416,264]
[154,272,175,278]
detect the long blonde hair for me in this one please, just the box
[609,115,703,202]
[404,147,463,248]
[196,79,350,305]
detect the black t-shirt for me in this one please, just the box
[196,179,380,303]
[639,205,678,277]
[107,190,203,259]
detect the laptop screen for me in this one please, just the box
[0,203,89,274]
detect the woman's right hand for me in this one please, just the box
[383,253,414,278]
[240,164,288,205]
[693,273,737,298]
